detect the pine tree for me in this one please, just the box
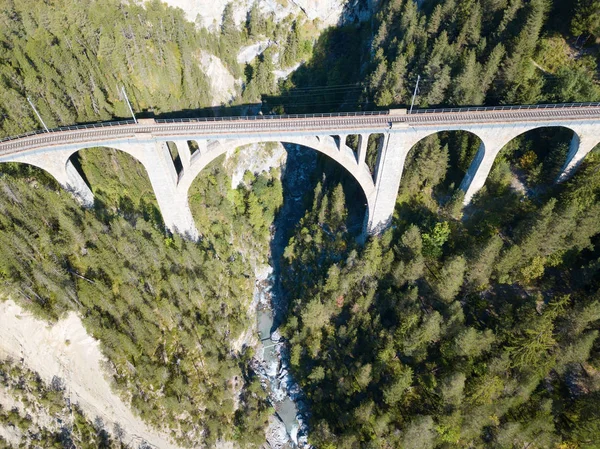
[432,256,466,302]
[466,235,503,289]
[571,0,600,42]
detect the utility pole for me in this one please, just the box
[409,75,420,114]
[27,97,49,132]
[121,86,137,124]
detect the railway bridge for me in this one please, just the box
[1,103,600,239]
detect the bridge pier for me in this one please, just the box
[459,129,523,204]
[459,142,497,204]
[337,134,347,151]
[173,140,192,172]
[0,150,94,207]
[558,129,599,182]
[1,105,599,243]
[367,133,409,233]
[134,141,199,240]
[357,134,369,166]
[65,159,94,207]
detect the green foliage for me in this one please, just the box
[393,225,425,285]
[431,256,467,303]
[571,0,600,39]
[399,135,449,205]
[566,392,600,448]
[242,50,277,102]
[0,359,125,448]
[382,367,413,406]
[466,235,504,289]
[2,1,600,449]
[188,151,282,262]
[535,35,572,73]
[0,0,220,137]
[401,416,436,449]
[422,221,451,259]
[279,96,600,449]
[453,328,496,358]
[262,6,600,433]
[507,309,557,371]
[366,0,600,108]
[0,145,281,446]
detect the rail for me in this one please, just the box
[155,110,389,124]
[0,120,136,143]
[0,111,390,143]
[411,102,600,114]
[1,103,600,150]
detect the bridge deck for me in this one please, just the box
[1,104,600,155]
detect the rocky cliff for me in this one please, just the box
[155,0,376,30]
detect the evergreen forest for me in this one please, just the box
[0,0,599,448]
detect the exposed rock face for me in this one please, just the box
[292,0,348,24]
[237,40,272,65]
[0,300,181,449]
[156,0,295,28]
[265,415,292,449]
[156,0,377,30]
[274,63,301,81]
[199,50,239,106]
[227,142,287,189]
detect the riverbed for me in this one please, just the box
[256,282,308,448]
[253,145,317,448]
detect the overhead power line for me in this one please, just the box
[26,97,49,132]
[410,75,421,113]
[121,86,137,124]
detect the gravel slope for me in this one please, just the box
[0,299,182,449]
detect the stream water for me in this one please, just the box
[253,145,317,448]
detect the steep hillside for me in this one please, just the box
[0,144,286,447]
[0,0,600,448]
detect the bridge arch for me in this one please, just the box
[0,160,64,190]
[490,126,579,187]
[396,123,598,205]
[66,146,161,213]
[399,129,485,200]
[63,142,147,168]
[1,105,599,239]
[177,135,377,223]
[452,123,600,204]
[494,124,600,183]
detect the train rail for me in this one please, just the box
[1,103,600,155]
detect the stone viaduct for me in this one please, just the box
[0,103,599,240]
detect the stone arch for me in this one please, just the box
[62,141,150,171]
[494,124,581,147]
[403,128,486,169]
[488,123,600,183]
[486,125,581,189]
[402,127,489,151]
[177,135,377,215]
[394,128,486,202]
[0,160,65,190]
[0,140,159,208]
[64,144,161,211]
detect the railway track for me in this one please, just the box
[1,103,600,156]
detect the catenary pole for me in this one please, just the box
[409,75,420,114]
[121,86,138,124]
[27,97,49,132]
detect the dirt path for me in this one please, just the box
[0,299,183,449]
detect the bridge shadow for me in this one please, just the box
[151,103,264,119]
[69,152,92,192]
[269,144,318,328]
[269,143,368,329]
